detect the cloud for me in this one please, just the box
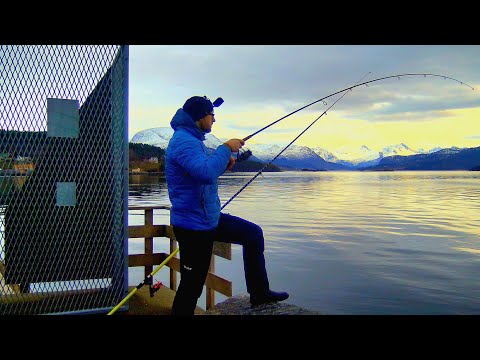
[129,45,480,148]
[130,45,480,116]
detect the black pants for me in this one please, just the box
[171,212,270,315]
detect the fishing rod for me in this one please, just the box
[224,71,475,208]
[222,71,372,210]
[235,73,475,160]
[241,73,474,143]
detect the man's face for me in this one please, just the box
[197,112,215,133]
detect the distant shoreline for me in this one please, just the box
[129,172,164,175]
[128,169,480,175]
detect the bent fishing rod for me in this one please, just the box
[225,72,475,208]
[241,73,474,143]
[222,71,372,210]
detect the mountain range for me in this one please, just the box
[131,127,480,171]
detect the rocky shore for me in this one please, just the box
[205,294,323,315]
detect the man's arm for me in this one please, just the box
[173,139,232,184]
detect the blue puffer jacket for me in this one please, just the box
[165,108,231,230]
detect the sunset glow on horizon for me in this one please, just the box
[129,45,480,152]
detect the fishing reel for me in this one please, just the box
[236,148,253,162]
[141,274,164,298]
[149,280,163,297]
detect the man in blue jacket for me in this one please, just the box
[166,95,289,315]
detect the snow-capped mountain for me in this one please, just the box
[130,127,174,148]
[131,127,347,170]
[416,146,443,154]
[247,144,346,170]
[131,127,224,149]
[432,146,461,155]
[310,147,340,163]
[248,144,316,162]
[369,145,480,171]
[311,143,439,168]
[130,127,464,170]
[326,145,380,166]
[381,143,417,158]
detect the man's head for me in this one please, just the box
[183,95,223,133]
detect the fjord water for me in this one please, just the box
[128,171,480,315]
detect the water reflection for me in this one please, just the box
[129,171,480,314]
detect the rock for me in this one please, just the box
[205,294,322,315]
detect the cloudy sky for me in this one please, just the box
[129,45,480,152]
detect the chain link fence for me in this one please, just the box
[0,45,129,314]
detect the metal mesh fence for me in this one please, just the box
[0,45,129,315]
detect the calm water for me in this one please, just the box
[128,171,480,315]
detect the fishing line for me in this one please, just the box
[222,72,475,210]
[221,71,372,210]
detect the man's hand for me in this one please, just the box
[226,155,236,171]
[224,138,245,153]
